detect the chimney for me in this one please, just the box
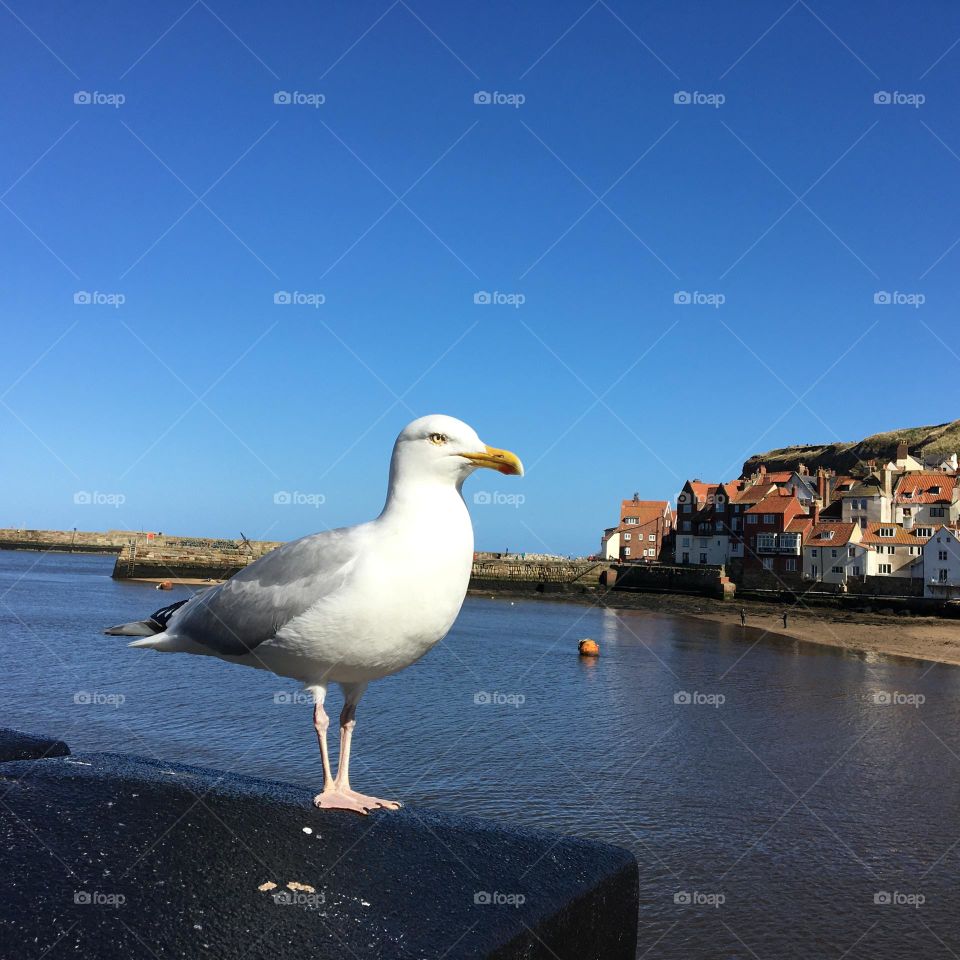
[798,462,808,476]
[882,465,893,501]
[811,502,820,524]
[896,439,908,462]
[817,467,829,507]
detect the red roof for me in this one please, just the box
[785,517,814,534]
[746,491,802,514]
[859,522,933,546]
[619,500,670,526]
[727,482,775,504]
[806,521,858,547]
[895,473,957,504]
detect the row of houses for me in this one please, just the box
[602,440,960,599]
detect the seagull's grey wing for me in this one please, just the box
[166,525,366,656]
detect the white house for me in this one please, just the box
[859,522,930,579]
[923,526,960,599]
[894,473,960,527]
[803,522,867,584]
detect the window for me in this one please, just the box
[831,549,838,558]
[902,508,912,517]
[763,514,774,524]
[832,566,843,574]
[762,558,773,569]
[931,507,946,518]
[853,566,862,576]
[757,534,776,552]
[682,537,691,547]
[733,505,740,513]
[624,517,637,524]
[860,518,868,529]
[623,533,631,541]
[848,547,856,558]
[683,521,691,532]
[811,548,818,557]
[939,550,948,561]
[931,485,942,495]
[715,501,725,513]
[682,504,692,513]
[699,538,708,548]
[682,552,689,563]
[648,534,656,542]
[699,553,707,564]
[747,515,758,525]
[879,527,895,538]
[624,547,631,556]
[917,527,933,538]
[785,559,796,571]
[812,564,818,577]
[878,563,892,574]
[940,569,949,582]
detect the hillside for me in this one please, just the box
[742,419,960,476]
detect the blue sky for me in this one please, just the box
[2,0,959,555]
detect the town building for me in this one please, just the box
[803,522,867,584]
[601,497,673,562]
[923,526,960,599]
[858,522,931,579]
[741,491,811,575]
[893,472,960,527]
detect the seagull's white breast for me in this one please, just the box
[262,486,475,683]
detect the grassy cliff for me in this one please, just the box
[742,419,960,476]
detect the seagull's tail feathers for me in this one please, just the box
[105,619,164,637]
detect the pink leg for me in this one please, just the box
[313,688,401,815]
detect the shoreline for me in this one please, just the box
[468,586,960,669]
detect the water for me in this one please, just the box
[3,550,960,957]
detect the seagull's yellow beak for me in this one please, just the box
[462,445,524,476]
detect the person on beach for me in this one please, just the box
[740,608,746,627]
[782,611,788,629]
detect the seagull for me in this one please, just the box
[106,415,523,814]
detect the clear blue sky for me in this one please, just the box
[2,0,959,555]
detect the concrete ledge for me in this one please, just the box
[0,726,70,762]
[0,735,638,959]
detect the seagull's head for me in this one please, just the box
[390,415,523,489]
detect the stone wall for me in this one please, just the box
[610,562,733,598]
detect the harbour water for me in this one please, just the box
[3,550,960,957]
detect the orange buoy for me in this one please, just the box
[578,638,600,657]
[156,580,173,591]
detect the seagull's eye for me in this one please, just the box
[427,433,448,445]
